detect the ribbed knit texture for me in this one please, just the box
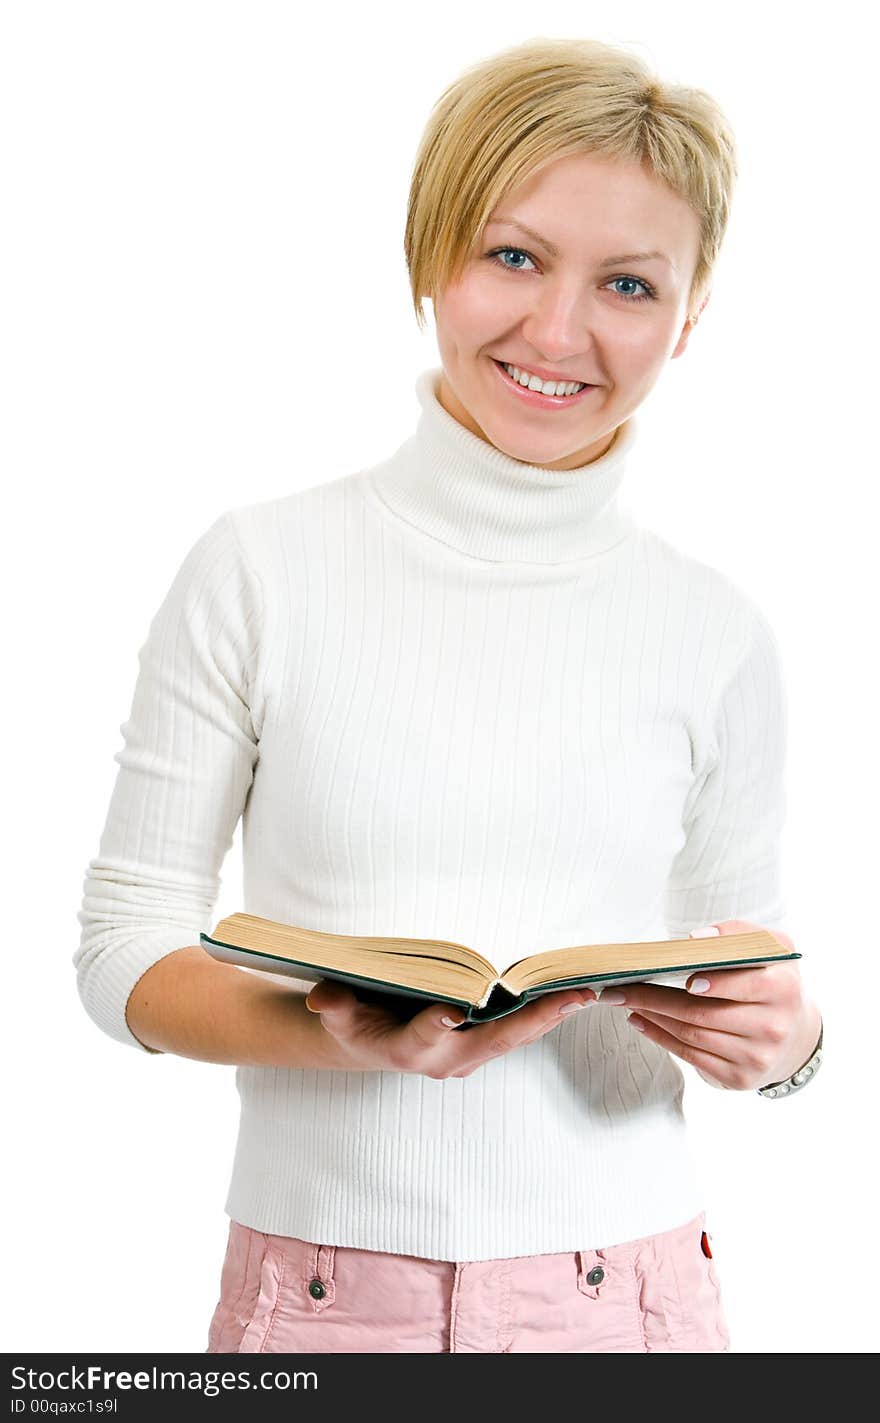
[75,365,789,1260]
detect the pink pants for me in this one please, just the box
[206,1210,731,1353]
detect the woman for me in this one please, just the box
[75,36,823,1353]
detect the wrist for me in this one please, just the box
[758,1009,823,1098]
[285,988,375,1071]
[764,1000,823,1085]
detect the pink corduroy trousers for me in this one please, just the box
[206,1209,731,1353]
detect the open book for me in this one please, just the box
[200,912,799,1025]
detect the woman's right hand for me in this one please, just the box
[303,980,596,1078]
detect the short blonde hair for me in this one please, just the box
[404,37,739,329]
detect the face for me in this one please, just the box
[432,151,707,470]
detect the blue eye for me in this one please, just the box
[486,246,658,303]
[609,275,656,303]
[489,246,538,274]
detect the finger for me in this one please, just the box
[682,962,802,1004]
[305,981,394,1035]
[599,964,791,1014]
[630,1005,760,1055]
[395,998,492,1056]
[456,990,596,1056]
[608,990,772,1037]
[624,1009,750,1087]
[627,1009,786,1093]
[307,981,411,1015]
[411,989,594,1068]
[304,981,359,1031]
[633,1003,792,1073]
[304,981,349,1013]
[655,1002,771,1040]
[717,918,796,955]
[597,981,742,1020]
[422,992,596,1077]
[683,966,787,1002]
[443,1015,533,1065]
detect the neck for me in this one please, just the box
[367,367,638,564]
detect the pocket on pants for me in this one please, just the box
[207,1221,270,1353]
[631,1214,731,1352]
[207,1223,338,1354]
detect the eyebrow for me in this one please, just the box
[487,215,673,268]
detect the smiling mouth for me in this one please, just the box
[490,357,598,406]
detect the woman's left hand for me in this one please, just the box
[597,919,823,1091]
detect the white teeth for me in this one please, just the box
[501,362,586,397]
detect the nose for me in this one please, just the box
[520,280,599,365]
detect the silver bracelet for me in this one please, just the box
[757,1021,823,1098]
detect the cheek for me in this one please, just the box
[606,334,676,394]
[613,324,668,364]
[441,274,522,333]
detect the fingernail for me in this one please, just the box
[441,1015,463,1027]
[598,989,626,1005]
[627,1013,646,1031]
[689,977,711,994]
[689,926,721,937]
[558,1001,587,1016]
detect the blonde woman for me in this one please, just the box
[75,37,823,1353]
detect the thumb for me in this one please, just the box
[305,981,350,1013]
[690,918,793,950]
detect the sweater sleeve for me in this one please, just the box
[73,510,263,1053]
[664,603,789,939]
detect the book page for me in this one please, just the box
[501,929,789,993]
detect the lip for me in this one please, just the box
[494,358,596,385]
[490,357,598,410]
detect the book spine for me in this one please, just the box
[464,983,529,1024]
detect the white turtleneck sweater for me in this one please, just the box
[75,366,788,1260]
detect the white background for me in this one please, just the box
[3,0,877,1355]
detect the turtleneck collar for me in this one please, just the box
[365,366,638,564]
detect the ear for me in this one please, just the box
[671,291,711,360]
